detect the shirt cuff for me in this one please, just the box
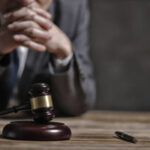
[51,52,73,73]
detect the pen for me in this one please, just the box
[115,131,137,143]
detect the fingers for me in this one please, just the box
[8,20,52,48]
[4,7,35,21]
[8,21,41,31]
[12,27,51,43]
[14,34,31,41]
[23,41,46,51]
[14,34,46,51]
[4,7,51,29]
[23,28,51,41]
[30,7,51,19]
[4,7,51,19]
[30,15,52,30]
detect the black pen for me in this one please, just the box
[115,131,137,143]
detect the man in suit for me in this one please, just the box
[0,0,96,116]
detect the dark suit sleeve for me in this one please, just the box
[48,0,96,116]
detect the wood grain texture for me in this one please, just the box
[1,111,150,150]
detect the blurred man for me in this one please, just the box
[0,0,96,116]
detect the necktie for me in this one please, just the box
[0,50,19,110]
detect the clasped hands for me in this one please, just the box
[0,0,72,59]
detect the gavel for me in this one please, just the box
[0,83,55,123]
[1,83,71,141]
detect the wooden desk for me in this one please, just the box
[1,111,150,150]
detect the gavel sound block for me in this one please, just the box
[1,83,71,141]
[2,121,71,141]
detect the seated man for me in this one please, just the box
[0,0,96,116]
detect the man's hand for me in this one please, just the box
[45,23,72,59]
[0,0,42,55]
[5,7,72,59]
[0,7,51,55]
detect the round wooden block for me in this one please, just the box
[2,121,71,141]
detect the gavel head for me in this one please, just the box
[28,83,55,124]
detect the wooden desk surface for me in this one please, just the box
[1,111,150,150]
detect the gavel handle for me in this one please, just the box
[0,103,30,116]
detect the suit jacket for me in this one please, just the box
[0,0,96,116]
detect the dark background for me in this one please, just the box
[90,0,150,111]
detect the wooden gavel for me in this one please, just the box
[0,83,55,123]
